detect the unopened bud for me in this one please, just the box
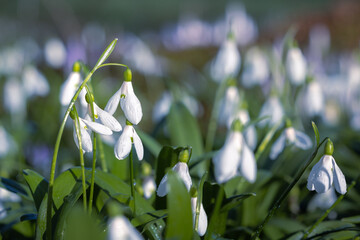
[324,139,334,155]
[179,149,190,163]
[72,62,81,73]
[124,68,132,82]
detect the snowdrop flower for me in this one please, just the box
[86,93,122,132]
[157,149,192,197]
[210,33,241,83]
[258,95,284,127]
[218,81,240,126]
[59,62,87,107]
[0,187,22,220]
[213,119,256,184]
[44,38,67,68]
[307,186,337,212]
[105,69,143,125]
[307,139,347,194]
[190,186,208,237]
[114,121,143,160]
[152,91,172,123]
[285,47,307,85]
[70,112,112,153]
[227,104,257,150]
[108,216,144,240]
[22,65,49,98]
[302,79,324,117]
[242,47,269,88]
[141,162,156,199]
[0,126,16,158]
[3,77,26,115]
[270,119,312,160]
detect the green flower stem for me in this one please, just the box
[251,137,329,240]
[255,120,282,161]
[46,68,96,240]
[129,147,136,216]
[302,177,359,239]
[73,107,88,212]
[204,79,228,154]
[195,172,208,232]
[96,63,128,70]
[85,85,97,215]
[98,136,108,172]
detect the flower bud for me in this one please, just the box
[72,61,81,73]
[124,68,132,82]
[142,162,152,176]
[85,92,94,104]
[324,139,334,155]
[70,108,76,120]
[285,118,292,128]
[231,119,243,132]
[179,149,190,163]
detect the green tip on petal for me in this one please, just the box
[324,139,334,155]
[85,92,94,104]
[179,149,190,163]
[285,118,292,128]
[126,120,133,126]
[231,119,243,132]
[190,185,198,198]
[124,68,132,82]
[72,62,81,73]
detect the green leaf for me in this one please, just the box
[220,193,256,212]
[312,121,320,147]
[342,215,360,224]
[94,38,118,69]
[0,177,30,198]
[167,102,204,159]
[155,146,178,188]
[137,129,162,157]
[306,221,357,239]
[166,172,193,239]
[23,169,49,211]
[131,210,168,227]
[255,120,282,161]
[243,115,270,130]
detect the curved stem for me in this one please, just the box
[46,68,96,240]
[251,137,329,240]
[302,177,359,239]
[129,147,136,216]
[73,107,88,212]
[96,63,128,70]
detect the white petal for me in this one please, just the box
[212,132,242,183]
[270,132,286,160]
[157,173,168,197]
[332,157,347,194]
[120,82,143,125]
[73,121,92,153]
[218,86,240,126]
[59,72,81,106]
[307,155,333,193]
[286,47,307,85]
[114,126,132,160]
[143,177,156,199]
[81,118,113,135]
[132,129,144,160]
[191,198,208,237]
[244,125,257,150]
[105,89,121,115]
[108,216,144,240]
[239,142,257,183]
[307,187,337,212]
[294,130,312,150]
[173,162,192,191]
[94,104,122,132]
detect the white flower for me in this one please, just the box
[210,36,241,82]
[227,109,257,150]
[218,86,240,126]
[22,65,49,98]
[307,155,347,194]
[73,115,112,153]
[157,162,192,197]
[60,71,86,107]
[143,176,156,199]
[303,81,324,117]
[258,96,284,127]
[286,47,307,85]
[242,47,269,88]
[270,126,312,160]
[44,38,66,68]
[0,188,21,202]
[3,77,26,115]
[107,216,144,240]
[213,129,256,184]
[191,197,208,236]
[114,124,143,160]
[105,81,143,125]
[91,102,122,132]
[0,126,16,158]
[307,187,337,212]
[152,91,172,123]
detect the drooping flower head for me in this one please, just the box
[218,79,240,126]
[302,77,324,117]
[285,46,307,85]
[114,120,143,161]
[105,69,143,125]
[307,139,347,194]
[242,46,269,88]
[190,186,208,237]
[108,216,144,240]
[258,93,284,127]
[270,119,312,160]
[157,148,192,197]
[213,119,256,184]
